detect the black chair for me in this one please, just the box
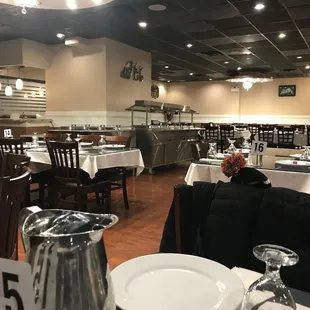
[46,140,111,212]
[248,124,259,136]
[205,126,219,141]
[191,142,210,161]
[258,127,277,147]
[95,136,132,210]
[219,125,234,152]
[290,125,305,134]
[0,167,31,260]
[277,126,295,149]
[0,138,49,206]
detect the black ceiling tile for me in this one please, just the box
[232,0,285,15]
[187,30,224,40]
[229,33,266,43]
[277,43,308,51]
[189,4,241,21]
[200,36,235,46]
[246,10,291,25]
[220,25,258,36]
[282,0,310,7]
[210,16,249,30]
[175,21,214,33]
[289,5,310,20]
[296,19,310,29]
[255,21,297,33]
[177,0,227,11]
[265,30,305,46]
[283,49,310,56]
[124,0,182,13]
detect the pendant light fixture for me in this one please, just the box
[16,68,23,90]
[5,69,13,97]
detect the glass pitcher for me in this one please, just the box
[19,207,118,310]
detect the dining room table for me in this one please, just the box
[25,145,145,178]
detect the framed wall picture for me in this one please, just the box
[279,85,296,97]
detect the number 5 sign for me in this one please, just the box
[251,141,267,155]
[0,259,35,310]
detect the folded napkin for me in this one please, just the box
[232,267,310,310]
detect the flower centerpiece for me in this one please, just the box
[221,153,246,178]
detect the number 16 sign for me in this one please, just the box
[0,258,35,310]
[251,141,267,155]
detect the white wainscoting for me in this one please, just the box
[45,111,310,127]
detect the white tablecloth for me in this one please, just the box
[27,149,145,179]
[233,267,310,309]
[185,163,310,194]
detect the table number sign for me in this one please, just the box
[3,129,12,138]
[251,141,267,155]
[0,258,35,309]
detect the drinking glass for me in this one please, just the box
[241,244,299,310]
[74,134,81,150]
[99,135,106,146]
[65,133,72,142]
[32,132,38,147]
[227,139,237,154]
[207,143,217,158]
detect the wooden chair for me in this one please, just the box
[248,124,259,136]
[277,126,295,149]
[45,132,62,141]
[105,135,132,148]
[0,138,49,207]
[80,135,101,146]
[258,127,277,147]
[46,140,111,212]
[205,126,219,142]
[96,136,132,209]
[219,125,234,152]
[0,152,30,178]
[0,167,31,260]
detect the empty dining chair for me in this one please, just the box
[258,127,277,148]
[219,125,234,152]
[79,134,101,146]
[46,140,111,212]
[276,126,295,149]
[0,167,31,260]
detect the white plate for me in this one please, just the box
[289,154,302,159]
[209,153,230,159]
[276,160,310,166]
[111,254,245,310]
[236,149,250,154]
[199,158,223,165]
[102,144,126,149]
[80,142,93,147]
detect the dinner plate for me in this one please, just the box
[276,160,310,166]
[209,153,230,159]
[111,254,245,310]
[80,142,93,147]
[199,158,223,165]
[102,144,126,149]
[289,154,302,159]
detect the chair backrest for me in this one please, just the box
[277,126,295,146]
[105,136,132,148]
[0,167,30,259]
[80,135,100,145]
[220,125,234,140]
[205,126,219,140]
[0,152,30,178]
[191,144,200,161]
[248,124,259,135]
[258,127,274,144]
[0,138,24,154]
[45,132,62,141]
[46,140,81,185]
[290,125,305,134]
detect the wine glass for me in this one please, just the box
[227,139,237,154]
[241,244,299,310]
[65,133,72,142]
[32,132,38,147]
[74,134,81,150]
[207,143,217,158]
[99,135,106,146]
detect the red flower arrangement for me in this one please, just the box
[221,153,246,178]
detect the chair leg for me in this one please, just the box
[122,169,129,209]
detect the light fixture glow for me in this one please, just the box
[237,67,242,71]
[57,33,65,39]
[16,78,23,90]
[65,39,79,46]
[67,0,77,9]
[306,65,310,69]
[165,66,169,69]
[254,3,265,10]
[138,21,148,28]
[227,76,273,92]
[243,80,253,91]
[224,61,229,64]
[187,43,193,48]
[5,86,13,97]
[93,0,102,4]
[278,33,286,39]
[148,4,167,11]
[189,72,194,76]
[209,78,213,81]
[297,56,302,59]
[167,80,171,83]
[14,0,38,14]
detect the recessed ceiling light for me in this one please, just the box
[237,67,242,71]
[246,57,251,60]
[224,61,229,64]
[209,78,213,81]
[93,0,102,4]
[306,65,310,69]
[148,4,167,11]
[254,3,265,10]
[57,33,65,39]
[278,33,286,39]
[167,80,171,83]
[138,21,148,28]
[164,65,169,69]
[187,43,193,48]
[297,56,303,59]
[67,0,77,9]
[189,73,194,76]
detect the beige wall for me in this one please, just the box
[0,40,23,67]
[0,67,45,80]
[46,42,106,112]
[166,77,310,124]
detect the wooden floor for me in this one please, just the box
[18,164,189,269]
